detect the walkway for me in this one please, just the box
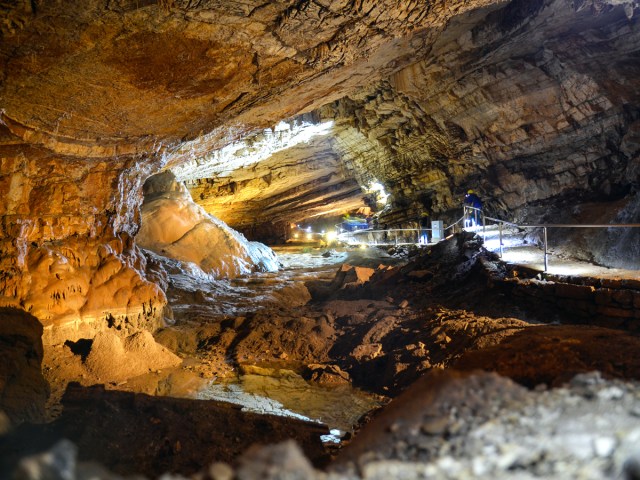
[337,209,640,279]
[475,224,639,280]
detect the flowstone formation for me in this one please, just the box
[0,127,167,346]
[137,171,279,278]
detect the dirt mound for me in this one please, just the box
[333,370,640,478]
[454,324,640,387]
[232,310,337,365]
[85,331,182,383]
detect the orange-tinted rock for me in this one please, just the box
[0,132,167,344]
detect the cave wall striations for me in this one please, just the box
[175,0,640,239]
[0,129,167,345]
[318,0,640,227]
[0,0,495,157]
[178,121,366,242]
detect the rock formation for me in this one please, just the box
[0,308,49,425]
[1,0,640,476]
[137,171,279,277]
[0,128,167,345]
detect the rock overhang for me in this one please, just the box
[0,0,503,155]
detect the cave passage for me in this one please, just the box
[1,0,640,478]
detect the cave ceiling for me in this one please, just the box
[0,0,496,155]
[1,0,640,236]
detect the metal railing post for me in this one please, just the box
[499,222,503,258]
[543,227,548,272]
[482,210,486,243]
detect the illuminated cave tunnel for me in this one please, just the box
[1,0,640,478]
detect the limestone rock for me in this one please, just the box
[0,132,167,345]
[236,440,317,480]
[137,172,279,278]
[306,364,351,385]
[84,330,182,383]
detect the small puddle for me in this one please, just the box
[195,371,383,443]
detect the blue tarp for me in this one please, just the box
[339,220,369,232]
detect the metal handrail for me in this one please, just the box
[337,227,435,247]
[337,206,638,272]
[463,205,640,271]
[445,214,466,231]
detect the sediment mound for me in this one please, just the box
[332,370,640,478]
[85,331,181,383]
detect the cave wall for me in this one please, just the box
[177,120,368,242]
[0,127,167,345]
[0,0,495,156]
[173,0,640,239]
[318,0,640,227]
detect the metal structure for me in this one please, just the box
[336,206,640,272]
[337,228,435,246]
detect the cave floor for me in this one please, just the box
[33,235,640,478]
[41,245,404,424]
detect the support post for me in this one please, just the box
[543,227,548,272]
[482,210,486,243]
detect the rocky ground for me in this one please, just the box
[3,232,640,479]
